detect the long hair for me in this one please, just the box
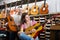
[21,13,28,24]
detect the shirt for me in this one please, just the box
[21,20,37,29]
[12,13,21,26]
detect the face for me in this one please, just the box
[25,15,30,21]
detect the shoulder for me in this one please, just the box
[32,20,37,23]
[21,23,25,27]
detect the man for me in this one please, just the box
[5,10,17,40]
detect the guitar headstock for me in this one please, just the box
[3,2,8,8]
[27,0,30,3]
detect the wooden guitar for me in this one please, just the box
[1,2,7,18]
[19,0,24,13]
[40,0,49,14]
[0,14,2,18]
[25,23,43,38]
[10,3,14,15]
[4,2,17,32]
[24,0,31,15]
[7,15,17,32]
[0,20,6,30]
[31,0,39,15]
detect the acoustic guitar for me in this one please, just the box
[31,0,39,15]
[4,2,17,32]
[40,0,49,14]
[9,3,14,15]
[0,14,2,18]
[1,10,7,18]
[0,20,6,30]
[19,0,24,13]
[7,15,17,32]
[14,0,19,14]
[25,23,43,38]
[24,0,31,15]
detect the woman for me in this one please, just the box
[18,13,39,40]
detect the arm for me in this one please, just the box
[18,24,24,34]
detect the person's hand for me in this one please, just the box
[18,31,21,35]
[31,29,36,32]
[18,31,23,35]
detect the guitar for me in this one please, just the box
[14,0,19,14]
[1,2,7,18]
[18,0,24,13]
[31,0,39,15]
[0,14,2,18]
[7,15,17,32]
[40,0,49,14]
[24,0,31,15]
[0,20,6,30]
[4,2,17,32]
[25,23,43,38]
[10,3,15,15]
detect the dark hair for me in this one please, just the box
[21,13,28,24]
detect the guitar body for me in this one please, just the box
[1,10,6,18]
[40,3,49,14]
[31,5,39,15]
[7,15,17,32]
[0,14,2,18]
[24,7,31,15]
[25,23,43,38]
[0,20,6,30]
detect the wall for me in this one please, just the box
[47,0,60,14]
[0,0,60,14]
[0,0,18,5]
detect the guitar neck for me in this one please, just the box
[27,0,29,7]
[44,0,46,7]
[20,3,22,8]
[3,2,8,17]
[20,1,23,8]
[35,0,37,6]
[15,1,17,13]
[10,3,12,11]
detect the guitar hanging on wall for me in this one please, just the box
[15,0,20,14]
[10,3,14,15]
[24,0,31,15]
[31,0,39,15]
[1,2,7,18]
[18,0,24,13]
[40,0,49,14]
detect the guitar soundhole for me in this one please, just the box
[28,30,30,31]
[26,8,28,10]
[34,7,36,9]
[10,18,12,21]
[33,7,36,12]
[30,33,32,34]
[43,7,46,11]
[35,25,40,30]
[35,26,38,29]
